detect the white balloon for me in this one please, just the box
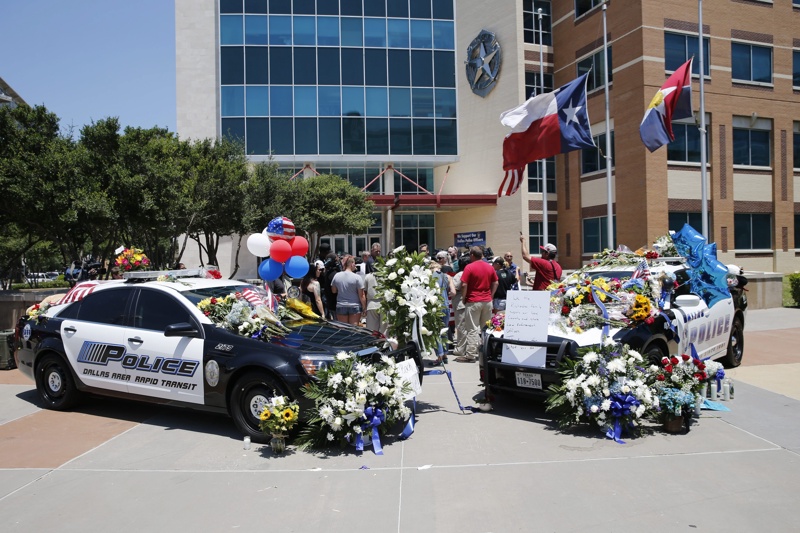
[246,233,271,257]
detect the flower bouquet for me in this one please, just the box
[259,395,300,453]
[115,247,150,272]
[374,245,445,356]
[485,312,505,337]
[197,292,289,340]
[546,341,657,442]
[296,351,412,453]
[651,353,707,395]
[703,359,726,394]
[26,301,51,324]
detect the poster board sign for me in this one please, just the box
[395,358,422,399]
[501,290,550,367]
[454,231,486,248]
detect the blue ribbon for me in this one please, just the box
[359,406,385,455]
[659,311,679,344]
[604,393,640,444]
[425,368,480,413]
[588,284,620,340]
[399,398,417,440]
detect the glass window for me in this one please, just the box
[341,17,363,46]
[367,118,390,154]
[364,0,386,17]
[734,214,771,250]
[294,48,316,84]
[318,86,341,116]
[246,118,269,155]
[523,0,552,46]
[222,0,244,14]
[244,15,267,44]
[583,216,614,254]
[222,118,245,144]
[270,86,293,115]
[366,87,388,116]
[575,0,603,18]
[731,42,772,83]
[412,88,434,117]
[733,127,771,166]
[221,15,244,45]
[664,32,710,76]
[319,118,342,154]
[341,0,362,16]
[432,0,453,20]
[221,86,244,116]
[221,47,244,84]
[434,88,455,118]
[389,50,411,86]
[410,20,432,49]
[794,131,800,169]
[390,118,412,154]
[388,19,410,48]
[135,290,193,332]
[668,212,704,235]
[270,117,293,154]
[394,212,435,253]
[293,16,315,45]
[293,0,314,14]
[668,122,708,163]
[410,0,431,18]
[525,71,553,98]
[413,119,435,155]
[389,88,411,117]
[246,86,269,116]
[433,51,455,87]
[318,48,340,84]
[411,50,432,86]
[529,221,558,252]
[341,48,364,85]
[74,289,129,325]
[269,15,292,45]
[577,47,612,91]
[581,132,614,174]
[318,0,338,15]
[387,0,409,18]
[364,18,387,47]
[245,47,269,84]
[244,0,266,14]
[342,86,365,116]
[269,47,292,84]
[795,214,800,249]
[343,116,366,154]
[295,118,317,154]
[294,86,317,116]
[794,50,800,87]
[365,49,388,85]
[527,157,556,193]
[318,16,340,46]
[432,20,454,50]
[394,168,433,194]
[435,119,457,154]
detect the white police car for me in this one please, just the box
[15,269,420,442]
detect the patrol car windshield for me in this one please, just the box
[179,284,262,305]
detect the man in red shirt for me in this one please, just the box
[520,236,563,290]
[455,246,498,362]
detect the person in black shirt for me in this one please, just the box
[492,257,515,313]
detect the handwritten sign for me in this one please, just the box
[395,358,422,399]
[501,290,550,367]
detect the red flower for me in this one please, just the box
[694,372,707,380]
[670,356,679,365]
[561,306,570,315]
[645,316,655,325]
[210,297,217,304]
[657,374,665,381]
[681,354,690,361]
[661,357,669,365]
[664,364,673,373]
[204,311,210,316]
[696,361,706,370]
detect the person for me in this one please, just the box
[369,242,381,265]
[435,250,454,274]
[492,257,515,312]
[418,243,429,257]
[331,256,366,325]
[110,266,123,279]
[358,250,373,278]
[300,262,325,318]
[322,252,341,319]
[267,275,287,301]
[450,255,469,358]
[431,258,456,365]
[363,270,385,333]
[503,251,520,290]
[448,247,460,272]
[456,246,498,363]
[520,237,563,290]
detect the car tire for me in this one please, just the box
[35,353,79,410]
[724,317,744,368]
[643,342,667,363]
[229,371,287,444]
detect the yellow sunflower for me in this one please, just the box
[260,408,271,421]
[282,408,295,422]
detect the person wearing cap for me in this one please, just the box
[520,236,563,291]
[491,257,515,312]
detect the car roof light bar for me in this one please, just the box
[122,267,218,281]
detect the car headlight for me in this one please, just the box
[299,354,335,376]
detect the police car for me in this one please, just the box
[14,269,420,443]
[481,260,747,398]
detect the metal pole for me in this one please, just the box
[538,7,548,244]
[698,0,709,239]
[602,2,614,249]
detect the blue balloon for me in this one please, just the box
[258,258,284,281]
[284,255,309,278]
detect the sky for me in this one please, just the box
[1,0,176,135]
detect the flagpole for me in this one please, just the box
[538,6,548,244]
[698,0,709,239]
[602,1,614,249]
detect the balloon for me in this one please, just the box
[270,239,292,263]
[258,258,284,281]
[266,216,296,242]
[246,233,271,257]
[285,256,309,278]
[290,236,309,257]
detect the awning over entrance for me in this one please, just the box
[369,194,497,209]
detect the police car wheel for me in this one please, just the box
[643,343,666,364]
[230,372,286,444]
[724,317,744,368]
[36,354,79,410]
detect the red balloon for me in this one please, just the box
[270,239,292,263]
[291,236,309,257]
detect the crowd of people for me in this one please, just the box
[278,237,563,367]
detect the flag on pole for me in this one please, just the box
[498,73,595,197]
[639,58,694,152]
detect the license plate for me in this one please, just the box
[515,371,542,389]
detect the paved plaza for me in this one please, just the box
[0,308,799,532]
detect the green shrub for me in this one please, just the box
[11,280,71,291]
[789,273,800,307]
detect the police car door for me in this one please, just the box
[671,269,732,360]
[124,287,205,404]
[59,287,133,393]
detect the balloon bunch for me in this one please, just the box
[246,216,309,281]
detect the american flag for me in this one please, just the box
[56,281,99,305]
[497,167,522,197]
[240,287,267,307]
[266,216,296,241]
[631,258,650,280]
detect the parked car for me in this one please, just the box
[480,260,747,399]
[14,270,421,442]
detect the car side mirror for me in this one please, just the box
[164,322,201,338]
[674,295,701,308]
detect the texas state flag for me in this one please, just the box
[640,58,694,152]
[499,73,595,197]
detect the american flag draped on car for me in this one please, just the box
[631,258,651,280]
[241,286,279,313]
[266,217,295,241]
[56,281,100,305]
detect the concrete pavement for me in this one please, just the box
[0,308,798,532]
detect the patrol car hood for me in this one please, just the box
[269,320,386,355]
